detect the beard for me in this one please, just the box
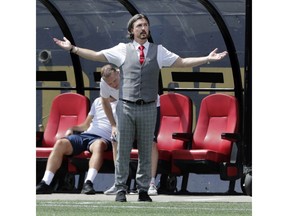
[139,31,149,39]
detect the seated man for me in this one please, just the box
[36,96,117,194]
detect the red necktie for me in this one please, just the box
[139,45,145,65]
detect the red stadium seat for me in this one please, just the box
[171,93,241,193]
[157,93,192,173]
[36,92,90,190]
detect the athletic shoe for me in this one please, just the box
[104,184,118,195]
[115,190,127,202]
[138,191,152,202]
[148,183,158,196]
[81,180,96,195]
[128,188,138,194]
[36,180,53,194]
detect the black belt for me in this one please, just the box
[120,99,155,105]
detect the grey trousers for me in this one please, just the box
[115,100,157,192]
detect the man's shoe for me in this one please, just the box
[81,180,96,195]
[115,190,127,202]
[104,184,118,195]
[36,180,53,194]
[148,183,158,196]
[138,191,152,202]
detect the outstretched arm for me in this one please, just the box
[172,48,228,68]
[53,37,108,62]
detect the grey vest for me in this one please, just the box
[119,43,159,102]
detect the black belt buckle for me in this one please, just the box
[135,99,145,105]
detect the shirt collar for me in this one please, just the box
[133,40,149,50]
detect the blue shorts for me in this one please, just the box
[66,133,112,156]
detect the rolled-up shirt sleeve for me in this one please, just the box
[99,43,126,67]
[157,45,179,68]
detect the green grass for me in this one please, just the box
[36,200,252,216]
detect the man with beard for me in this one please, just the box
[53,14,228,202]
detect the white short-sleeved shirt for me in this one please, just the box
[85,97,117,141]
[99,41,176,106]
[100,41,179,69]
[100,77,119,100]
